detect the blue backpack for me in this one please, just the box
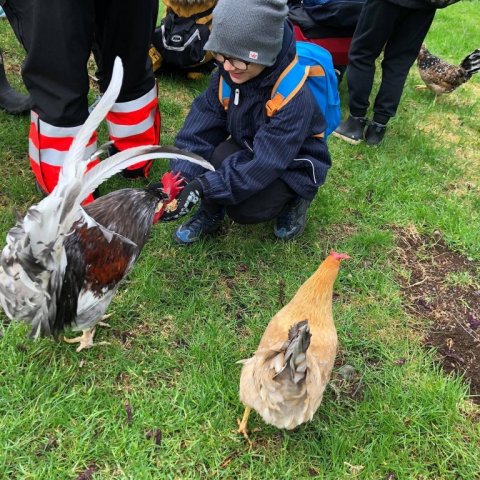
[218,41,341,138]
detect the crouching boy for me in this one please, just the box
[165,0,331,243]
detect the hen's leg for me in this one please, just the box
[237,406,252,444]
[63,328,96,352]
[63,327,110,352]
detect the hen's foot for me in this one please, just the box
[237,406,252,446]
[415,85,428,90]
[63,328,110,352]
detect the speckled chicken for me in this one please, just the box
[0,58,213,351]
[417,44,480,96]
[237,251,349,439]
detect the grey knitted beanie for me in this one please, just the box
[204,0,288,67]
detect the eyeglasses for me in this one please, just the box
[212,52,250,71]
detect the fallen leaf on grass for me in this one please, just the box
[146,428,162,446]
[344,462,364,476]
[236,263,248,273]
[219,451,240,468]
[124,401,133,425]
[467,312,480,330]
[76,464,98,480]
[35,436,58,456]
[278,279,286,307]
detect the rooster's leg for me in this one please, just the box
[237,406,252,445]
[63,327,110,352]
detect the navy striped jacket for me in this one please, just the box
[171,22,331,205]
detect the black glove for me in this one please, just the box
[161,178,203,221]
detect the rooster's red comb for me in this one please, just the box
[330,251,350,261]
[161,171,184,200]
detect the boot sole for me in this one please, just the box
[332,131,364,145]
[274,222,307,240]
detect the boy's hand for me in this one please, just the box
[162,179,203,221]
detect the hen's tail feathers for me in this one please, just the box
[461,49,480,77]
[273,320,311,384]
[79,146,214,203]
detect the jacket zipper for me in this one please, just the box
[234,88,240,106]
[243,139,253,152]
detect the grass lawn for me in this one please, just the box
[0,3,479,479]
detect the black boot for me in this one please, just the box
[333,115,368,145]
[364,121,387,145]
[107,143,149,179]
[0,50,32,115]
[274,197,310,240]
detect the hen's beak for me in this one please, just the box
[155,201,165,214]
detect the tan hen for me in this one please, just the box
[238,251,349,439]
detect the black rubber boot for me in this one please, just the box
[0,50,32,115]
[108,143,150,179]
[333,115,368,145]
[364,121,387,145]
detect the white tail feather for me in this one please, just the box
[79,146,214,202]
[55,57,123,187]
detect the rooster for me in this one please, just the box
[237,251,349,440]
[0,58,214,351]
[416,44,480,97]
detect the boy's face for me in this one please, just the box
[212,53,266,85]
[224,61,266,84]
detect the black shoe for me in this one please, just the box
[274,197,310,240]
[364,121,387,145]
[333,115,368,145]
[0,51,32,115]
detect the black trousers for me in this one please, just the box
[3,0,158,127]
[204,139,297,224]
[347,0,435,124]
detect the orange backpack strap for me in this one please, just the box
[265,55,310,117]
[218,77,231,111]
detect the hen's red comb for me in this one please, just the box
[330,251,350,261]
[161,171,184,200]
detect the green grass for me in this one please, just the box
[1,3,480,479]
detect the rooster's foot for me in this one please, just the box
[237,406,253,446]
[63,328,110,352]
[415,85,428,90]
[98,314,112,327]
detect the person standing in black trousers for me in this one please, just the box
[0,0,31,114]
[2,0,160,203]
[333,0,436,145]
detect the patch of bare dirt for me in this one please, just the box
[395,226,480,401]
